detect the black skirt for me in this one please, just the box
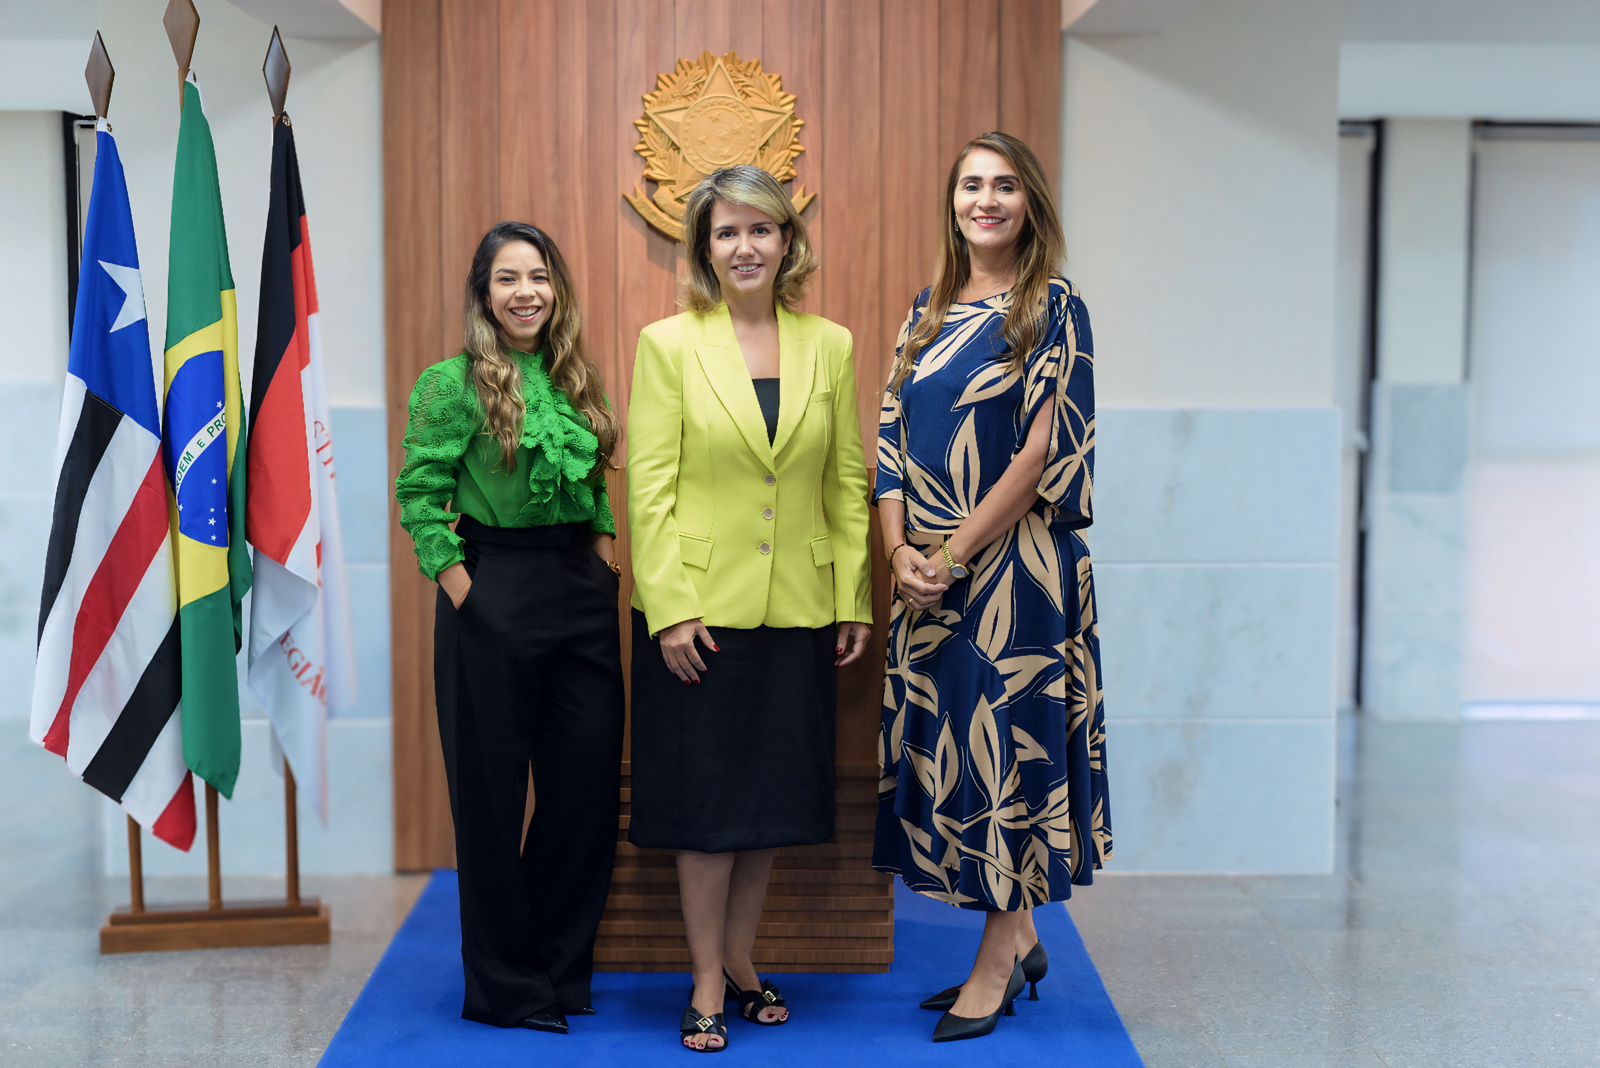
[628,610,837,853]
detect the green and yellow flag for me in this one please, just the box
[163,78,252,798]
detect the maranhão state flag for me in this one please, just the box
[163,77,252,798]
[31,120,197,851]
[246,117,355,821]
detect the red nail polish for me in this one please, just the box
[835,647,844,655]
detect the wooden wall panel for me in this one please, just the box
[439,3,502,351]
[385,0,1062,970]
[385,0,452,872]
[1000,0,1062,186]
[760,0,824,283]
[938,0,1002,168]
[880,0,944,339]
[496,0,557,226]
[612,0,680,737]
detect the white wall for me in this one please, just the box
[1062,0,1344,872]
[0,0,391,875]
[85,0,385,408]
[1334,129,1374,712]
[1341,44,1600,121]
[0,112,69,383]
[1463,136,1600,703]
[1376,121,1471,383]
[1360,120,1471,721]
[1064,0,1341,409]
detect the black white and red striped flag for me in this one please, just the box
[245,118,355,820]
[31,123,196,850]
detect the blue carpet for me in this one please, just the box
[322,872,1141,1066]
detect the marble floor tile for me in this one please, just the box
[5,717,1600,1066]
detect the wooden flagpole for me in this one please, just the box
[99,10,330,953]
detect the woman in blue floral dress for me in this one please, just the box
[873,133,1111,1043]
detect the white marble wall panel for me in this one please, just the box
[1106,718,1336,872]
[329,405,390,566]
[1098,563,1336,721]
[0,382,61,722]
[1363,384,1468,720]
[1386,384,1467,493]
[341,563,393,719]
[1094,409,1341,564]
[102,718,393,877]
[1092,407,1340,872]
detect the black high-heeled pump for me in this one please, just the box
[920,941,1049,1010]
[931,961,1025,1043]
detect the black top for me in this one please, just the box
[752,377,780,444]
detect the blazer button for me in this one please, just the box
[761,507,774,520]
[758,541,772,555]
[763,474,776,486]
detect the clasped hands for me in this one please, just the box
[890,544,952,611]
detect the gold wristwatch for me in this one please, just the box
[940,541,969,579]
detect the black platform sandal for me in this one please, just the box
[722,970,788,1025]
[920,940,1049,1010]
[680,1006,729,1053]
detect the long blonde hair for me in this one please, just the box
[462,222,620,470]
[679,166,817,314]
[890,132,1065,393]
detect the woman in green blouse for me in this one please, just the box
[395,222,623,1037]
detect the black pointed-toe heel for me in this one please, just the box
[1021,940,1049,1000]
[922,941,1048,1011]
[931,961,1025,1043]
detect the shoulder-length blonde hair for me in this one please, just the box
[462,221,620,471]
[679,166,817,314]
[889,131,1065,393]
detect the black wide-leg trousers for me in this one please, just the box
[433,517,624,1026]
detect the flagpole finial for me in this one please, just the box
[86,31,115,120]
[163,0,199,104]
[263,26,291,125]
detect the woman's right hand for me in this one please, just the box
[892,545,948,611]
[439,562,472,610]
[660,619,718,684]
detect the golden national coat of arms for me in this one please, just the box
[626,52,814,241]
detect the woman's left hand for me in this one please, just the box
[835,622,871,667]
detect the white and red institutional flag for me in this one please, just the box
[32,123,196,850]
[245,118,355,821]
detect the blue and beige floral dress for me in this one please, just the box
[872,277,1111,911]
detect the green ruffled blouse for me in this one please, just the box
[395,350,615,581]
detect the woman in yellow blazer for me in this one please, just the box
[627,166,872,1052]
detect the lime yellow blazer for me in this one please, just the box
[627,304,873,637]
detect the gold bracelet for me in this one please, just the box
[606,559,622,575]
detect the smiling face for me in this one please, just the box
[486,240,554,351]
[706,198,791,305]
[952,146,1029,260]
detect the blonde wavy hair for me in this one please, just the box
[679,166,817,314]
[890,132,1066,393]
[462,222,620,471]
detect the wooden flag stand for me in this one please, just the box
[98,9,330,955]
[101,772,331,954]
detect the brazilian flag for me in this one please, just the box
[163,79,252,798]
